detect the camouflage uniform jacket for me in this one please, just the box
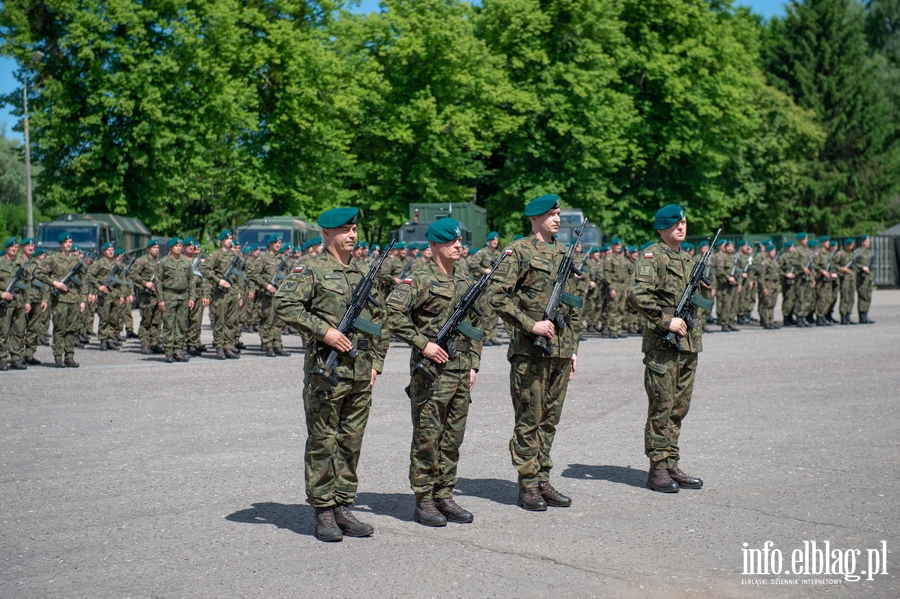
[386,260,482,374]
[87,257,118,295]
[155,255,197,301]
[201,248,241,295]
[0,255,28,305]
[604,252,630,288]
[489,234,582,359]
[470,246,498,280]
[36,252,85,304]
[275,250,389,379]
[627,241,702,354]
[130,254,160,301]
[23,257,48,303]
[754,255,781,292]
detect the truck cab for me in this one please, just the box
[556,209,602,247]
[236,217,321,249]
[33,214,152,254]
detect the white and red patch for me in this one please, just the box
[403,278,413,284]
[293,266,304,273]
[644,252,653,259]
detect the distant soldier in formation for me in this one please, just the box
[0,237,30,370]
[86,242,123,351]
[35,232,86,368]
[133,239,163,353]
[754,242,781,329]
[836,237,858,325]
[855,236,875,324]
[470,231,501,345]
[183,239,210,355]
[259,235,290,357]
[202,229,242,360]
[156,238,196,362]
[23,244,50,365]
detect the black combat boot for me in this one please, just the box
[10,359,27,370]
[165,354,175,363]
[816,316,827,327]
[54,356,65,369]
[216,348,227,360]
[100,341,109,351]
[0,361,8,372]
[538,481,572,507]
[64,357,79,368]
[517,487,548,511]
[127,330,139,339]
[785,314,797,326]
[265,344,276,357]
[235,341,246,350]
[667,467,703,489]
[174,352,190,362]
[140,344,151,355]
[24,356,41,365]
[224,347,240,359]
[273,345,290,357]
[314,507,343,542]
[647,468,679,493]
[413,496,448,527]
[860,312,874,324]
[333,505,374,537]
[434,497,474,523]
[840,314,850,325]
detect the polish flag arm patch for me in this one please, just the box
[644,252,653,259]
[403,278,413,284]
[293,266,304,273]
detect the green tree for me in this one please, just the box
[764,0,900,234]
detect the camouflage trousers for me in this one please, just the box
[210,289,240,349]
[303,377,372,508]
[0,298,27,361]
[51,299,81,359]
[716,283,738,326]
[606,287,625,334]
[781,279,796,316]
[643,349,697,469]
[24,301,50,359]
[481,305,498,343]
[257,293,283,347]
[839,273,856,315]
[95,297,118,342]
[406,366,470,499]
[139,298,162,345]
[815,277,836,317]
[796,278,814,317]
[186,302,204,348]
[508,354,571,489]
[856,272,873,313]
[758,289,777,326]
[161,296,190,354]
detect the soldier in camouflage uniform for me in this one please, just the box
[183,239,210,355]
[754,243,781,329]
[489,194,581,511]
[836,238,858,324]
[202,230,242,360]
[86,242,123,351]
[626,204,704,493]
[603,238,629,338]
[132,240,163,353]
[258,235,290,357]
[813,237,838,326]
[792,233,815,326]
[386,218,482,527]
[713,239,741,331]
[470,232,501,345]
[35,232,87,368]
[22,245,50,365]
[1,237,31,371]
[855,236,875,324]
[155,238,196,362]
[275,207,388,542]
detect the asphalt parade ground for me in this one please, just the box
[3,291,899,598]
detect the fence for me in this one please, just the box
[872,236,898,288]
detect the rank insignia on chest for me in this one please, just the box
[293,266,304,273]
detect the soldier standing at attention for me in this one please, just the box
[156,238,196,363]
[202,230,242,360]
[183,239,210,355]
[23,245,49,366]
[275,207,388,542]
[35,232,86,368]
[836,237,858,325]
[471,231,501,345]
[386,218,481,527]
[1,237,30,371]
[489,194,581,511]
[133,240,163,354]
[86,242,121,351]
[259,235,290,357]
[626,204,705,493]
[855,236,875,324]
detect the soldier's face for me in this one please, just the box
[60,239,73,253]
[272,240,282,253]
[659,218,687,247]
[170,243,183,257]
[488,238,498,249]
[222,237,233,250]
[324,224,357,253]
[768,249,776,258]
[148,246,159,257]
[862,238,870,248]
[103,247,115,260]
[5,244,18,259]
[531,208,561,237]
[23,242,35,257]
[432,238,462,262]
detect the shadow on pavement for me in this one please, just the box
[560,464,646,489]
[225,502,313,537]
[352,492,413,521]
[454,477,519,506]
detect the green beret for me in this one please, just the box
[371,244,381,251]
[589,246,599,254]
[33,248,46,257]
[280,244,293,254]
[808,239,819,247]
[102,242,115,251]
[468,247,479,255]
[714,239,726,248]
[395,241,406,250]
[308,236,322,246]
[168,237,182,248]
[426,218,463,243]
[859,235,869,241]
[524,194,560,217]
[784,240,794,248]
[146,239,160,248]
[299,239,314,252]
[844,237,855,246]
[266,234,282,245]
[359,241,369,248]
[698,239,710,248]
[218,229,233,241]
[681,242,694,250]
[20,237,34,245]
[513,234,524,241]
[317,207,359,229]
[181,237,194,246]
[57,232,73,244]
[764,243,775,251]
[72,245,83,253]
[654,204,685,230]
[486,231,499,241]
[627,245,638,253]
[611,237,622,245]
[114,248,124,256]
[818,235,829,242]
[240,245,251,254]
[600,244,611,252]
[796,232,807,240]
[3,236,18,249]
[639,241,653,251]
[737,240,747,248]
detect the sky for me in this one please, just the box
[0,0,788,143]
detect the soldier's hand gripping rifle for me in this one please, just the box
[728,254,741,285]
[51,251,98,297]
[415,249,512,382]
[217,252,243,292]
[533,219,588,356]
[0,264,28,308]
[663,228,721,352]
[264,254,291,297]
[801,250,817,279]
[97,253,136,303]
[313,239,395,387]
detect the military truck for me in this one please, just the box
[33,214,153,253]
[393,203,487,247]
[557,208,602,247]
[236,216,321,249]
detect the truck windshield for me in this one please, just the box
[238,229,288,247]
[556,227,601,246]
[38,226,97,245]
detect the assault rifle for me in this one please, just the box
[821,247,837,282]
[843,247,863,270]
[800,250,816,280]
[415,249,512,382]
[51,251,98,298]
[217,252,244,292]
[728,254,741,285]
[0,264,28,308]
[858,253,876,280]
[97,254,136,302]
[264,254,291,297]
[533,219,588,356]
[663,228,721,352]
[313,239,396,387]
[191,249,205,277]
[397,257,416,282]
